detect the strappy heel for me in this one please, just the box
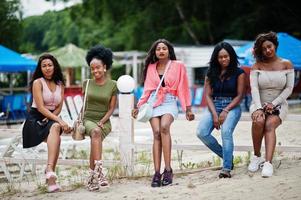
[87,169,99,191]
[87,160,109,191]
[45,164,60,193]
[94,160,109,187]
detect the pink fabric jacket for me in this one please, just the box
[137,60,191,111]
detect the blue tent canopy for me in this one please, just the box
[0,45,37,72]
[235,33,301,70]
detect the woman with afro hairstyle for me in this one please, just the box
[83,45,118,191]
[248,32,294,177]
[22,54,72,192]
[196,42,245,178]
[132,39,195,187]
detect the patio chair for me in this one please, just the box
[0,122,42,182]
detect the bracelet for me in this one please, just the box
[222,108,229,113]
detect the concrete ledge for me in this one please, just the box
[134,143,301,152]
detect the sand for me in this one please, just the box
[1,112,301,200]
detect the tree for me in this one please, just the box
[19,0,301,53]
[0,0,22,51]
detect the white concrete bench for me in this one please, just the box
[134,113,301,152]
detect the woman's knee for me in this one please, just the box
[252,119,265,129]
[153,129,161,140]
[264,121,277,132]
[47,125,61,142]
[196,124,210,140]
[51,123,61,132]
[91,128,102,140]
[264,116,281,132]
[221,129,233,141]
[160,124,170,135]
[49,123,61,139]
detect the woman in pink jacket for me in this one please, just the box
[133,39,194,187]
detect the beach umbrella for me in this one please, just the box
[48,43,87,68]
[0,45,36,72]
[47,43,88,85]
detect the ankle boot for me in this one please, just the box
[162,168,173,186]
[151,171,162,187]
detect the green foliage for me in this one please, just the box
[212,156,221,166]
[0,182,21,197]
[110,64,126,81]
[181,160,214,169]
[0,0,22,51]
[20,10,80,53]
[17,0,301,53]
[233,155,243,165]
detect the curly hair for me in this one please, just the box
[30,53,65,93]
[253,31,278,62]
[207,42,239,87]
[86,45,113,69]
[143,39,177,82]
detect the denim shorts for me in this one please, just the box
[150,91,178,119]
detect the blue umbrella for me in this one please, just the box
[0,45,37,72]
[236,33,301,70]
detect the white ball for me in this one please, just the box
[117,75,135,93]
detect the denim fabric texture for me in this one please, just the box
[150,91,178,120]
[197,97,241,171]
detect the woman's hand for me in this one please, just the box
[213,114,220,130]
[186,110,195,121]
[97,120,104,129]
[132,108,138,119]
[59,120,72,133]
[251,109,265,122]
[218,110,228,125]
[263,102,274,114]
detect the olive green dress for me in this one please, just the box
[83,79,117,138]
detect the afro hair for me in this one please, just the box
[86,45,113,69]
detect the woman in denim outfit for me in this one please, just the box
[132,39,195,187]
[196,42,245,178]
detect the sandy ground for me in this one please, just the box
[1,110,301,200]
[1,158,301,200]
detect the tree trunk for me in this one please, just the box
[203,0,214,44]
[175,3,200,45]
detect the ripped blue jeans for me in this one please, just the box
[196,97,241,171]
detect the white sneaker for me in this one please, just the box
[261,161,273,177]
[248,155,265,172]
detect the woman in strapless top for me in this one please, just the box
[248,32,294,177]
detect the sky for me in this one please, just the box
[20,0,82,17]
